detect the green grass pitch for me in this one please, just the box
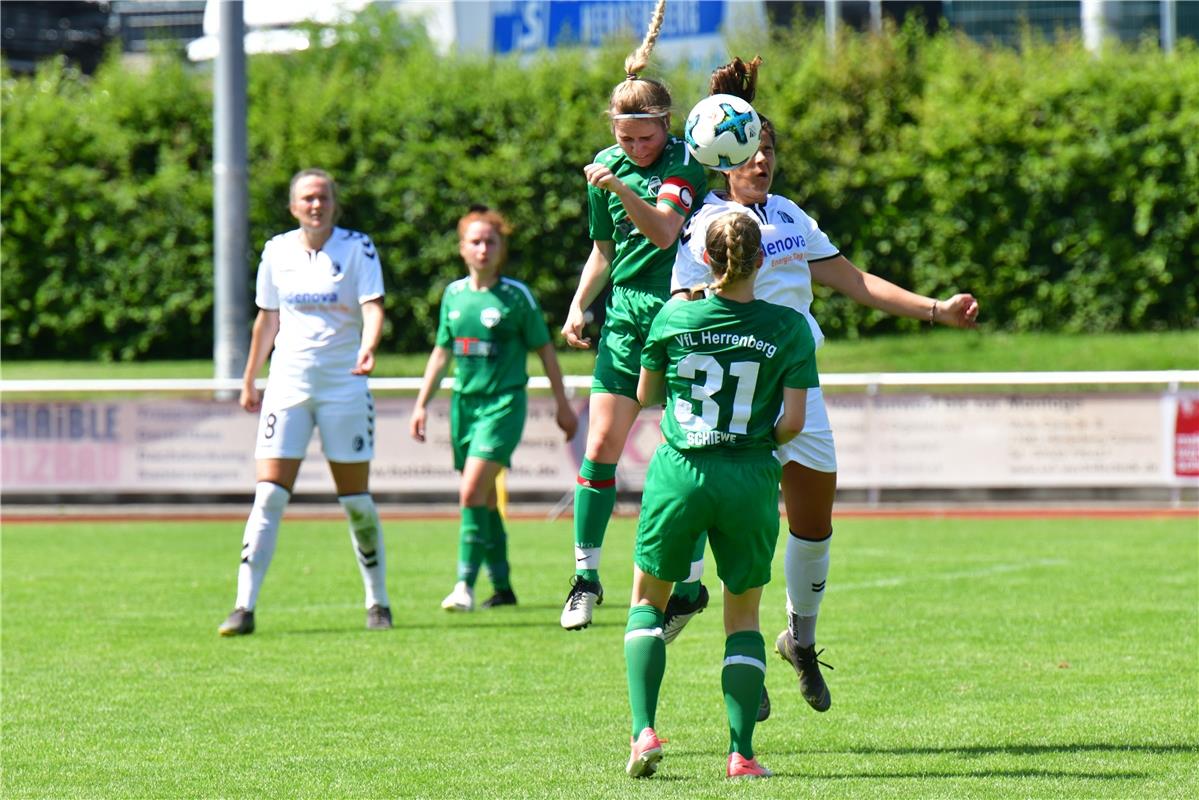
[2,514,1196,798]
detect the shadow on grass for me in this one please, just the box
[795,743,1196,757]
[810,769,1148,780]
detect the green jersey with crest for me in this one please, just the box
[435,276,550,396]
[642,294,819,454]
[588,137,707,289]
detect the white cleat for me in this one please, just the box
[560,575,603,630]
[441,581,475,612]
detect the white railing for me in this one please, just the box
[1,370,1196,394]
[1,372,1196,503]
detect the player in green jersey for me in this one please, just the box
[667,57,981,717]
[410,206,578,611]
[559,0,709,631]
[623,211,817,780]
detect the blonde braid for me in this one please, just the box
[608,0,672,121]
[704,213,762,293]
[625,0,666,77]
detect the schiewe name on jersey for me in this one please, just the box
[674,330,779,359]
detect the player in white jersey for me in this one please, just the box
[668,58,981,711]
[218,168,392,636]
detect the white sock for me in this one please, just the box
[235,482,290,610]
[784,531,832,647]
[339,493,389,608]
[574,545,601,573]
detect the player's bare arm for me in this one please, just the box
[240,309,280,413]
[774,387,808,445]
[636,367,665,408]
[562,240,616,349]
[535,342,579,441]
[352,298,385,375]
[583,163,686,249]
[810,255,979,329]
[409,346,451,442]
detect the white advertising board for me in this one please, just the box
[2,391,1196,496]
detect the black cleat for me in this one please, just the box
[776,629,833,712]
[661,584,709,645]
[219,607,255,637]
[757,684,771,722]
[481,588,518,608]
[560,576,604,630]
[366,604,392,630]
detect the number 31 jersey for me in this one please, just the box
[642,294,819,455]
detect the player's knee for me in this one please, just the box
[254,481,291,514]
[459,486,487,507]
[787,511,832,541]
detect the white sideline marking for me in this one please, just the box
[838,558,1067,591]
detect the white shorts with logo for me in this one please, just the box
[254,388,375,462]
[775,386,837,473]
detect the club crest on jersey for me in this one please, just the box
[448,310,461,320]
[480,307,502,328]
[646,175,662,197]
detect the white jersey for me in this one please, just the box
[672,192,839,349]
[256,226,384,405]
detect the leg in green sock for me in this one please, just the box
[722,630,767,758]
[484,508,511,592]
[573,458,617,582]
[625,604,667,738]
[457,505,489,587]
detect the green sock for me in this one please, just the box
[722,630,766,759]
[456,505,489,587]
[574,459,616,582]
[625,605,666,738]
[485,508,511,592]
[672,532,708,602]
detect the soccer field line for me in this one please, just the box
[1,505,1194,524]
[836,558,1068,591]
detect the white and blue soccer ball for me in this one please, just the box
[683,93,762,172]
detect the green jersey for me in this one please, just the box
[435,276,550,396]
[588,137,707,288]
[642,295,819,454]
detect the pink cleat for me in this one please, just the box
[727,752,773,779]
[626,727,663,778]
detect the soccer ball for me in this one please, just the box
[683,93,762,171]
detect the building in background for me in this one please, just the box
[1,1,116,74]
[1,0,204,73]
[182,0,767,69]
[2,1,1196,74]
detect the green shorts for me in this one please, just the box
[634,443,782,595]
[451,391,527,470]
[592,284,668,399]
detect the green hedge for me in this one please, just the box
[2,12,1196,360]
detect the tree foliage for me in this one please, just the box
[2,13,1195,360]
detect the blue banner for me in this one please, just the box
[492,0,727,54]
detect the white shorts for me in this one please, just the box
[775,386,837,473]
[254,390,375,462]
